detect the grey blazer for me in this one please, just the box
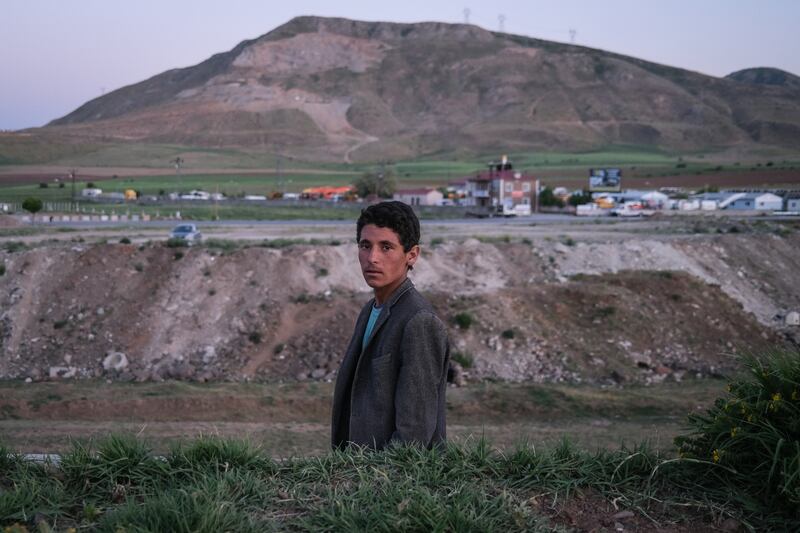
[331,278,450,450]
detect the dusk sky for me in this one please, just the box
[2,0,798,130]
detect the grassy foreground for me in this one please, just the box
[0,434,791,532]
[2,349,798,531]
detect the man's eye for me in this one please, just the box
[359,243,370,250]
[382,245,392,251]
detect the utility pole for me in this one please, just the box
[276,156,283,195]
[569,28,577,44]
[377,161,386,198]
[172,157,184,206]
[70,169,76,212]
[498,14,505,32]
[463,8,470,24]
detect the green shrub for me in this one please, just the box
[0,264,5,276]
[119,237,131,244]
[173,251,184,260]
[53,319,68,330]
[293,292,311,304]
[3,241,27,253]
[501,329,515,339]
[165,238,188,248]
[454,312,474,330]
[204,239,240,253]
[248,332,262,344]
[451,351,474,369]
[592,306,616,319]
[675,348,800,525]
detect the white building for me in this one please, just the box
[728,193,783,211]
[82,188,103,197]
[393,188,444,206]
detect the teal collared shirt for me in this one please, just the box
[362,304,383,350]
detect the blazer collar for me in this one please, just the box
[373,277,414,310]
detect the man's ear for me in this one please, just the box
[406,244,420,269]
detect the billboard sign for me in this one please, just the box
[589,168,622,192]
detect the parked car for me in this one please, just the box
[169,223,202,243]
[180,190,211,200]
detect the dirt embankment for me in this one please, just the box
[0,229,798,386]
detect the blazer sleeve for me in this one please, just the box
[390,311,449,446]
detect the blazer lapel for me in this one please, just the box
[333,303,372,403]
[360,278,415,355]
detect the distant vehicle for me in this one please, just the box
[170,223,202,243]
[612,206,655,218]
[499,203,531,217]
[243,195,267,201]
[180,190,211,200]
[283,193,300,200]
[466,203,530,218]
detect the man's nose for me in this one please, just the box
[367,247,379,263]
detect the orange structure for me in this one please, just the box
[301,186,355,200]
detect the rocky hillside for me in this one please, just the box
[726,67,800,89]
[1,228,798,386]
[41,16,800,161]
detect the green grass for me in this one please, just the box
[0,431,794,531]
[0,349,791,530]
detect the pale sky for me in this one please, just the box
[2,0,798,130]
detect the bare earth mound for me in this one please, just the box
[1,225,797,385]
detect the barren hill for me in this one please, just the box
[726,67,800,89]
[40,16,800,161]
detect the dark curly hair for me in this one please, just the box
[356,201,420,253]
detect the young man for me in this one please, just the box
[331,201,450,450]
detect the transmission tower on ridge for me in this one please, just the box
[498,14,505,32]
[569,28,577,44]
[463,8,470,24]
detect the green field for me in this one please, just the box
[2,141,798,213]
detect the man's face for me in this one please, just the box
[358,224,419,293]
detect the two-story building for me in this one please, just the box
[462,156,536,213]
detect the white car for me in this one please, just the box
[169,223,202,243]
[180,190,211,200]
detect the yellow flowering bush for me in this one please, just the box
[674,348,800,521]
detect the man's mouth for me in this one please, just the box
[364,269,381,274]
